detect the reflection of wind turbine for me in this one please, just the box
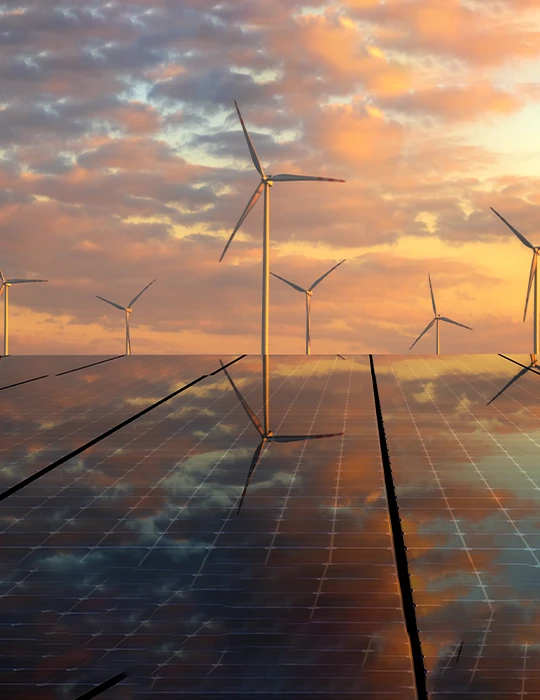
[219,100,345,355]
[487,354,537,405]
[96,279,156,356]
[0,268,47,356]
[409,274,472,354]
[220,356,343,515]
[491,207,540,354]
[271,260,346,355]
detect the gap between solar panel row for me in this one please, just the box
[0,356,125,392]
[0,374,48,392]
[73,672,128,699]
[55,355,124,376]
[369,354,428,700]
[0,354,246,503]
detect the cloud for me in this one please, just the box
[1,0,540,354]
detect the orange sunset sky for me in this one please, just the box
[2,0,540,355]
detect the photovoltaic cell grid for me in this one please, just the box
[0,356,231,493]
[375,354,540,699]
[0,355,415,699]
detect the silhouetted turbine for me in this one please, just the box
[96,279,156,356]
[271,259,346,354]
[0,268,47,356]
[409,274,472,354]
[491,207,540,354]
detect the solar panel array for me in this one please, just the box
[375,354,540,698]
[0,355,416,699]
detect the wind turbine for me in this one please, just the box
[96,279,155,356]
[219,100,345,355]
[409,274,472,354]
[491,207,540,354]
[271,259,346,354]
[0,268,47,356]
[220,356,343,515]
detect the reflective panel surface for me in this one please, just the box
[375,354,540,698]
[0,355,415,699]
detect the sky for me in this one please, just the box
[2,0,540,355]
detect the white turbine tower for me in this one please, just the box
[219,100,345,355]
[0,268,47,356]
[409,274,472,354]
[271,259,346,354]
[491,207,540,355]
[96,279,155,356]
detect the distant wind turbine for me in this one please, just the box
[96,279,155,356]
[409,274,472,354]
[0,268,47,356]
[220,356,342,515]
[271,259,346,354]
[491,207,540,354]
[219,100,345,355]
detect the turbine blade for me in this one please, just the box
[128,279,156,308]
[272,174,345,183]
[237,440,265,515]
[0,269,4,284]
[219,181,263,262]
[270,272,305,293]
[7,279,48,284]
[234,100,265,177]
[439,316,473,330]
[523,252,538,322]
[428,274,437,315]
[96,295,126,311]
[490,207,534,249]
[272,432,343,443]
[409,319,436,350]
[309,259,346,291]
[487,367,529,405]
[219,359,264,436]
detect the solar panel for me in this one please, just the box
[374,353,540,697]
[0,356,238,494]
[0,355,416,698]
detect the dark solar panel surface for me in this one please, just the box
[375,354,540,698]
[0,356,233,492]
[0,355,415,699]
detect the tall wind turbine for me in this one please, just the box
[491,207,540,354]
[219,100,345,355]
[220,356,343,515]
[96,279,155,356]
[409,274,472,354]
[0,268,47,356]
[271,259,346,354]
